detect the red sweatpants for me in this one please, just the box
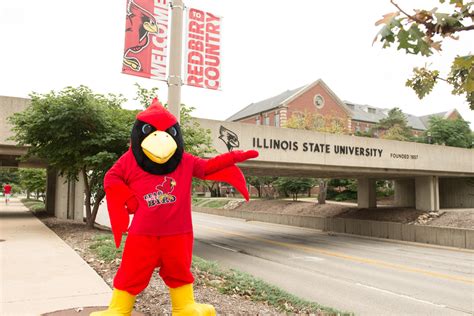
[114,233,194,295]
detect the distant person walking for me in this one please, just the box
[3,183,12,204]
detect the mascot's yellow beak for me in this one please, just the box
[144,21,158,33]
[141,131,177,164]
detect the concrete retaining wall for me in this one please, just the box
[439,178,474,208]
[194,207,473,249]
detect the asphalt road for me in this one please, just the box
[192,212,474,316]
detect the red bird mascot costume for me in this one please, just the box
[91,99,258,316]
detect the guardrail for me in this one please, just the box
[194,207,473,250]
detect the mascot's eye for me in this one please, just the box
[142,124,153,135]
[169,127,177,137]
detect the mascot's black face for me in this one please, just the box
[131,119,184,175]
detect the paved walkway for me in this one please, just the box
[0,198,111,316]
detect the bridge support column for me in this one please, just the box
[357,178,376,208]
[54,173,85,222]
[415,176,439,211]
[394,179,415,207]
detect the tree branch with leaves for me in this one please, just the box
[374,0,474,109]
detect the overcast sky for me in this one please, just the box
[0,0,472,127]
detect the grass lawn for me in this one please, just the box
[21,198,46,213]
[193,198,233,209]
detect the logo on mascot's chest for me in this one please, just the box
[143,177,177,207]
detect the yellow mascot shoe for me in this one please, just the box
[90,288,136,316]
[169,284,216,316]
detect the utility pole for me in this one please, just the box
[167,0,184,122]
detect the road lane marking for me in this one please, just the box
[198,224,474,285]
[290,255,325,262]
[355,283,447,308]
[209,243,238,252]
[356,282,473,314]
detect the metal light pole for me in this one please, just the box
[167,0,184,122]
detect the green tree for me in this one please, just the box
[9,86,134,227]
[18,168,46,200]
[376,108,407,129]
[376,108,413,141]
[327,179,358,201]
[425,116,472,147]
[383,125,413,141]
[354,130,375,138]
[374,0,474,109]
[273,177,316,201]
[0,168,19,186]
[246,176,278,198]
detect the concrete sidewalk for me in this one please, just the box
[0,198,111,316]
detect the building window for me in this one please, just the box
[264,114,270,126]
[256,116,261,125]
[274,112,280,127]
[355,122,360,132]
[368,107,376,114]
[313,94,325,109]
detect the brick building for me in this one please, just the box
[226,79,463,136]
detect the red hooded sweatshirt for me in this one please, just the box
[104,150,206,236]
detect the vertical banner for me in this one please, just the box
[122,0,169,81]
[184,8,222,90]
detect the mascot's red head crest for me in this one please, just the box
[137,98,177,131]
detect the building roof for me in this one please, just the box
[226,79,461,131]
[226,86,305,121]
[345,102,388,124]
[418,111,448,128]
[345,102,427,130]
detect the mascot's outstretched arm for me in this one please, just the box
[202,150,258,201]
[104,160,139,248]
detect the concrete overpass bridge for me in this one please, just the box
[1,96,473,222]
[197,119,473,211]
